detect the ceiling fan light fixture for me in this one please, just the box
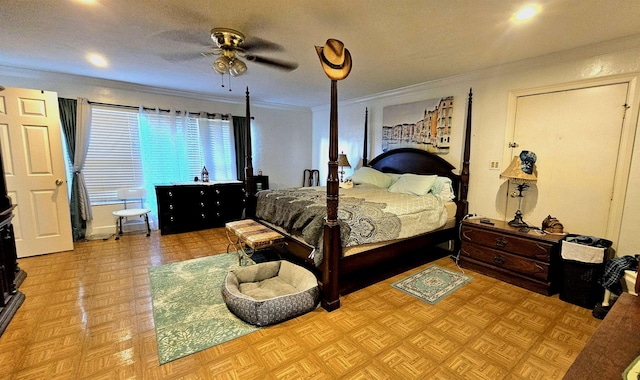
[212,56,231,74]
[228,58,247,77]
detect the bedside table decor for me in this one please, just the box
[500,150,538,227]
[337,151,351,182]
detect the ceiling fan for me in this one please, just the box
[203,28,298,78]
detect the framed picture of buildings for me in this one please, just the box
[382,96,453,153]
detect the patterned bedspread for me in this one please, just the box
[255,184,448,258]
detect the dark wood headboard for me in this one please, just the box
[368,147,457,177]
[368,146,461,199]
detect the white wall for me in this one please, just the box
[312,35,640,257]
[1,67,312,237]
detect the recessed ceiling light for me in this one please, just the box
[511,4,542,23]
[87,53,108,68]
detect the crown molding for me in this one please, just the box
[0,65,307,112]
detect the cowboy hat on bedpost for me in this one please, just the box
[315,38,352,80]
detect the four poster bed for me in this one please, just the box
[242,88,473,311]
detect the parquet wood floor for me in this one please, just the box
[0,228,600,379]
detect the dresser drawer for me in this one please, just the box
[461,225,553,261]
[461,242,550,281]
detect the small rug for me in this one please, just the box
[149,253,260,364]
[392,265,472,305]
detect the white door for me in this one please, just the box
[0,86,73,257]
[508,83,628,239]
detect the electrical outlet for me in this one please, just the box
[489,160,500,170]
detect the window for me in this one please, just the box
[83,106,237,204]
[84,107,142,204]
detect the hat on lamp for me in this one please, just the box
[315,38,352,80]
[500,156,537,184]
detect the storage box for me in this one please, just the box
[559,234,612,309]
[561,237,610,263]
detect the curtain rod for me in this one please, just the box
[87,100,254,120]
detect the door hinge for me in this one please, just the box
[622,103,630,120]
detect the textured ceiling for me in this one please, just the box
[2,0,640,108]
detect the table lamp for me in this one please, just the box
[500,151,537,227]
[337,152,351,182]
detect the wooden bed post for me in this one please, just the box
[245,87,254,181]
[315,38,351,311]
[244,87,256,217]
[323,79,341,311]
[362,107,368,167]
[459,88,472,218]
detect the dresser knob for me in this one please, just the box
[495,237,507,248]
[493,255,506,265]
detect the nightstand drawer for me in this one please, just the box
[461,242,550,281]
[461,225,553,261]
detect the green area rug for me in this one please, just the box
[392,265,472,305]
[149,253,260,364]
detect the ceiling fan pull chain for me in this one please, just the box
[220,73,225,88]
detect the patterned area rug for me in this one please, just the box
[149,253,260,364]
[392,265,472,305]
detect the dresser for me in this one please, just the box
[459,218,563,295]
[155,182,245,235]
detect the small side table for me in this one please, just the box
[225,219,284,265]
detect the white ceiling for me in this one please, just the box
[2,0,640,108]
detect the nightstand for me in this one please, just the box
[459,218,564,295]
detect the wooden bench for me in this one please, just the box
[225,219,284,265]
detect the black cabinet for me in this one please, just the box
[245,175,269,194]
[0,138,23,336]
[155,182,245,235]
[0,207,23,337]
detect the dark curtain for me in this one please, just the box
[58,98,86,241]
[232,116,247,181]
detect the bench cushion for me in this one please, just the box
[226,219,284,250]
[221,260,319,326]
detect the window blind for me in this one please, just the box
[83,106,237,205]
[84,107,142,203]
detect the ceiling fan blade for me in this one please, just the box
[159,52,208,62]
[242,36,284,52]
[152,29,211,47]
[245,54,298,71]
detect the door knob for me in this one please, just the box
[55,179,64,186]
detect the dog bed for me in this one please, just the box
[221,260,319,326]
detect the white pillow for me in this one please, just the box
[386,173,402,186]
[349,167,394,188]
[430,176,456,201]
[388,174,438,196]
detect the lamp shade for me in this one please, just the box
[500,156,537,184]
[229,58,247,77]
[337,153,351,167]
[212,56,231,74]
